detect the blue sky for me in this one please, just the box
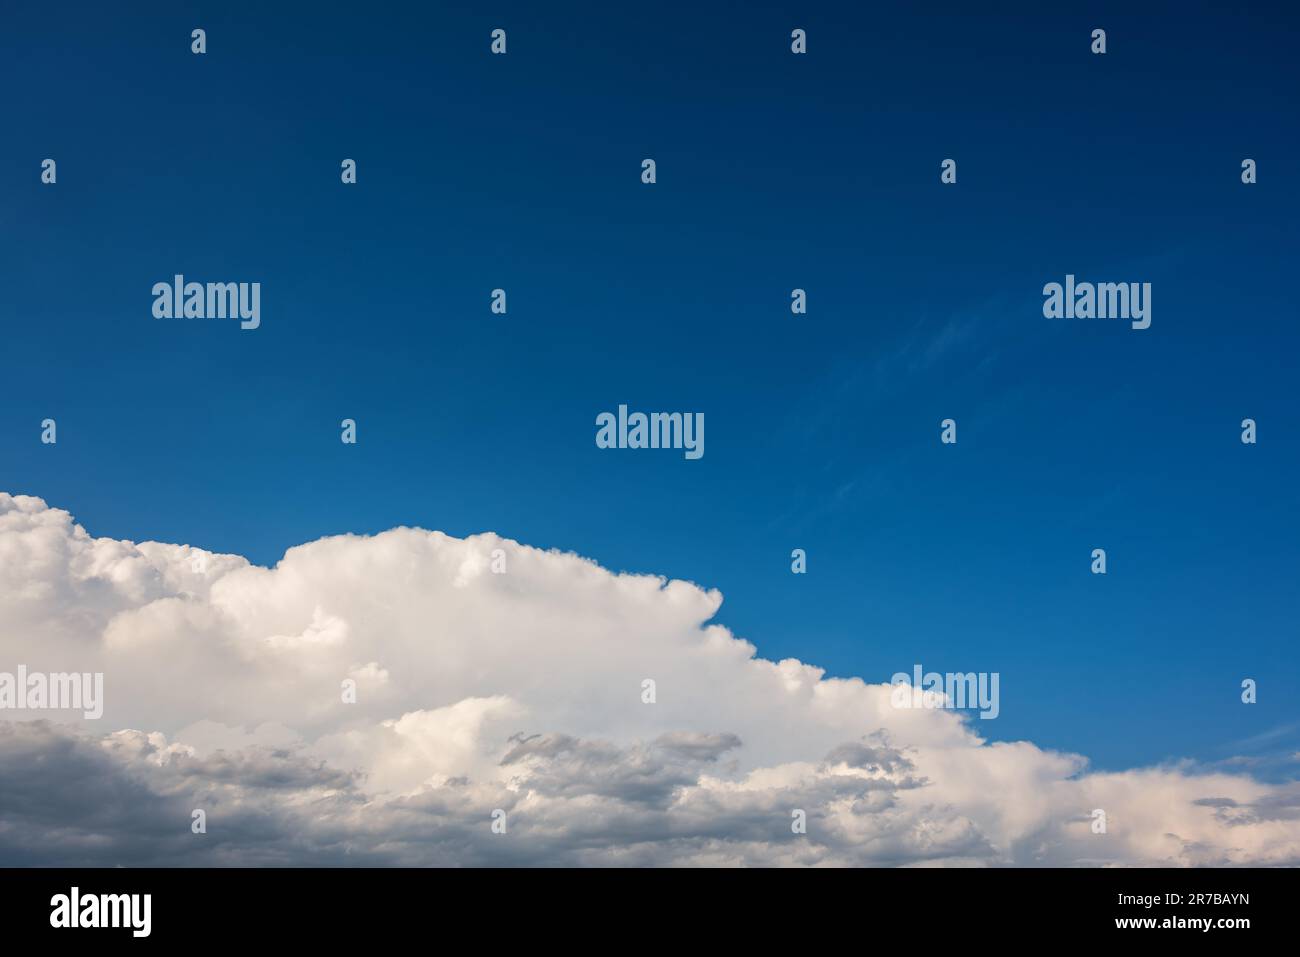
[2,2,1297,776]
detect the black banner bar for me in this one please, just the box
[0,866,1278,943]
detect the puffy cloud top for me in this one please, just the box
[1,492,1296,866]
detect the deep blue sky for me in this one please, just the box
[3,2,1297,775]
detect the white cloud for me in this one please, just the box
[0,490,1297,866]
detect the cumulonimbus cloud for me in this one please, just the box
[1,491,1297,866]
